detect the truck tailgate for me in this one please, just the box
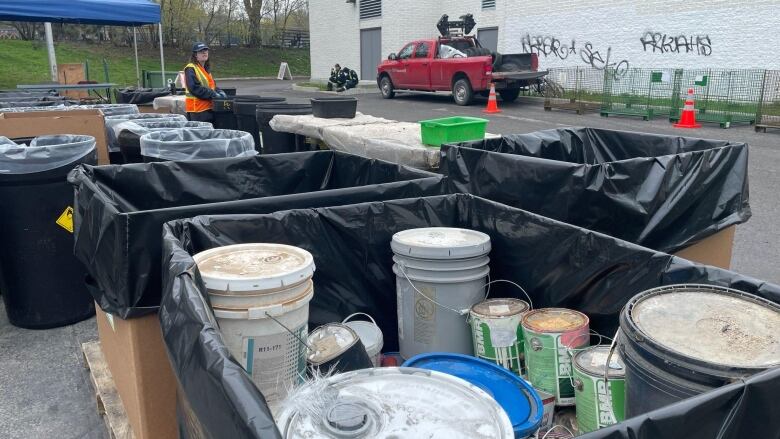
[491,70,549,81]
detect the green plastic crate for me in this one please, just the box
[419,116,489,147]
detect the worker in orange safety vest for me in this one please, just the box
[184,42,226,123]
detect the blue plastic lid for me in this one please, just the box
[402,353,543,438]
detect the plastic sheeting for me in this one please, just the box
[69,151,444,318]
[441,128,751,253]
[104,113,187,152]
[113,120,213,139]
[159,194,780,439]
[0,103,139,116]
[139,129,256,161]
[270,112,442,170]
[153,95,187,115]
[0,135,96,174]
[114,87,170,105]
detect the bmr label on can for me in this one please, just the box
[522,308,589,406]
[470,299,530,375]
[573,345,626,433]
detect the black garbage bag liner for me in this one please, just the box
[441,127,751,253]
[114,87,171,105]
[159,194,779,439]
[69,151,444,318]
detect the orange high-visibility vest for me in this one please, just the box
[184,63,215,113]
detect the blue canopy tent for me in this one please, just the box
[0,0,164,88]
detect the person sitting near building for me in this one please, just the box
[327,64,344,91]
[337,66,359,92]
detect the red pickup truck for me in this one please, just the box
[376,36,547,106]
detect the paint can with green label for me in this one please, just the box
[573,345,626,433]
[521,308,589,406]
[469,298,530,375]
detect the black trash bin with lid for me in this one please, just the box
[234,97,286,147]
[139,128,255,162]
[255,103,313,154]
[212,98,237,130]
[116,120,213,163]
[113,87,171,105]
[311,96,358,118]
[0,135,97,329]
[104,113,188,164]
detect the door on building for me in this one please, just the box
[477,27,498,52]
[360,28,382,80]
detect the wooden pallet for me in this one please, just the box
[82,341,135,439]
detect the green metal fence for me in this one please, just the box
[543,67,604,114]
[756,70,780,132]
[669,69,763,128]
[600,68,682,120]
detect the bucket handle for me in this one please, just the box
[483,274,534,309]
[396,261,472,316]
[540,425,575,439]
[342,312,378,326]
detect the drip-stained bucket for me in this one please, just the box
[573,345,626,433]
[306,323,373,375]
[469,298,530,376]
[342,313,384,367]
[391,227,491,359]
[522,308,589,406]
[193,243,316,409]
[619,284,780,418]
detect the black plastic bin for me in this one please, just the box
[234,97,286,147]
[69,151,444,318]
[255,103,313,154]
[117,120,213,163]
[0,135,97,329]
[104,113,188,164]
[441,127,751,256]
[311,96,358,118]
[159,193,780,439]
[213,98,237,130]
[114,87,171,105]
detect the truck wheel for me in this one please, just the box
[379,76,395,99]
[500,88,521,103]
[452,78,473,106]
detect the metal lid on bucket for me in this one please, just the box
[391,227,491,259]
[522,308,589,333]
[193,243,315,292]
[471,298,530,318]
[628,284,780,369]
[276,367,514,439]
[573,345,625,378]
[307,323,360,366]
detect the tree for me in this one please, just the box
[242,0,264,46]
[7,22,40,40]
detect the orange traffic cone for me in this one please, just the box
[673,88,701,128]
[483,83,501,114]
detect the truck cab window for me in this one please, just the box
[415,42,430,58]
[398,44,414,60]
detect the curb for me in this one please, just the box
[215,76,308,81]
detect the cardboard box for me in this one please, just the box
[673,225,735,269]
[96,306,178,439]
[0,110,109,165]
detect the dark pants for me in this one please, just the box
[344,79,359,90]
[187,110,214,123]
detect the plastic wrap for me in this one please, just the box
[103,113,187,152]
[68,151,444,318]
[139,129,256,161]
[113,120,213,139]
[159,194,780,439]
[0,135,96,174]
[441,127,751,253]
[114,87,171,105]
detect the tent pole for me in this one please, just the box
[133,27,141,88]
[44,22,58,82]
[158,23,165,88]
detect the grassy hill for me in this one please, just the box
[0,40,310,89]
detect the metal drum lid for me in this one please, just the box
[391,227,491,259]
[573,345,625,378]
[276,367,514,439]
[471,298,530,318]
[522,308,589,333]
[630,285,780,369]
[307,323,359,365]
[193,243,315,292]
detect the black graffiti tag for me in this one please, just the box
[640,32,712,56]
[580,43,629,79]
[522,34,577,60]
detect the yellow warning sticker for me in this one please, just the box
[56,206,74,233]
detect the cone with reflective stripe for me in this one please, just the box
[483,82,501,114]
[673,88,701,128]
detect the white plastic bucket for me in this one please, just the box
[391,227,491,360]
[193,243,316,410]
[342,313,384,367]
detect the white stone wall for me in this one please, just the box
[309,0,780,80]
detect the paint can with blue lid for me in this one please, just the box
[402,352,543,438]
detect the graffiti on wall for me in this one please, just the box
[640,32,712,56]
[521,34,629,78]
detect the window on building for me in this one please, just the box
[482,0,496,9]
[414,42,430,58]
[398,43,414,60]
[360,0,381,19]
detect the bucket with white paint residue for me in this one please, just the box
[342,313,384,367]
[391,227,491,359]
[306,322,373,375]
[469,298,530,376]
[193,243,315,410]
[573,345,626,433]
